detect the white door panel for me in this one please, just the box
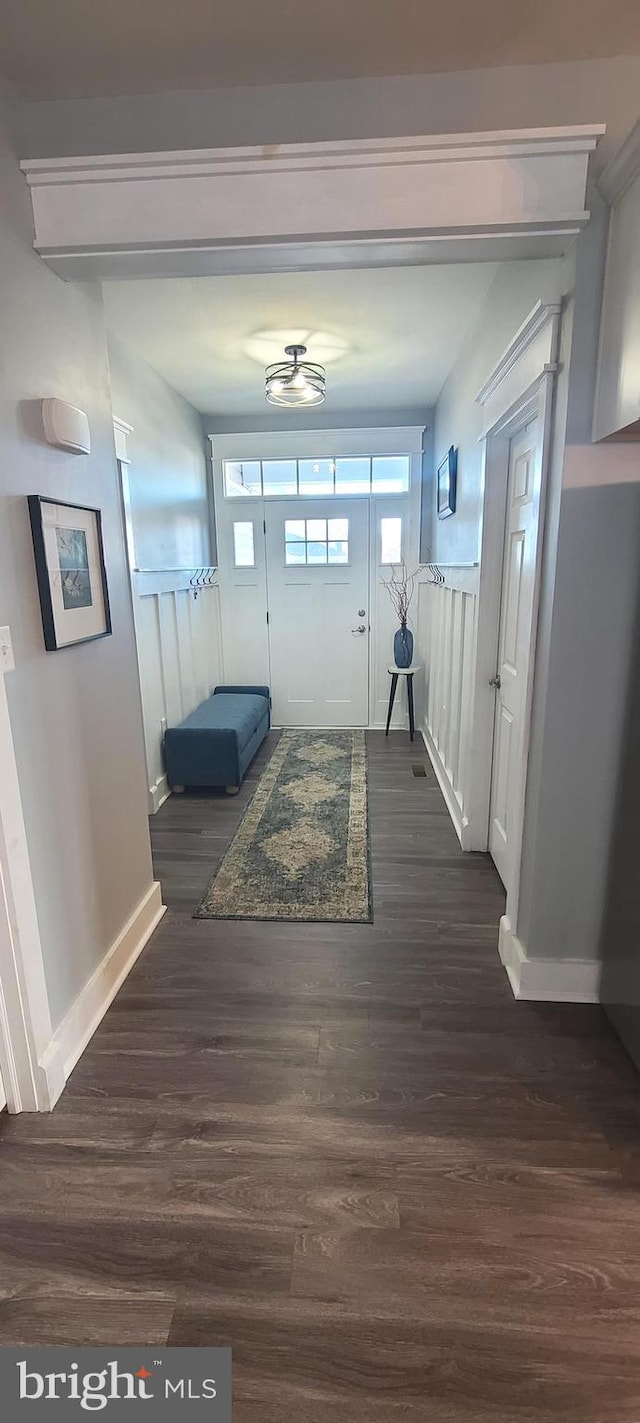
[489,419,541,890]
[266,499,369,727]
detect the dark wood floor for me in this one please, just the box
[2,731,640,1419]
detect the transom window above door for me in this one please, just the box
[224,455,410,498]
[285,518,349,565]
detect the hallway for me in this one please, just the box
[1,733,639,1419]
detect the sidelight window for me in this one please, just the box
[380,516,403,565]
[233,521,255,567]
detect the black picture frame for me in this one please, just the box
[28,495,112,652]
[437,446,458,520]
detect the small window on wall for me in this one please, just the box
[372,455,411,493]
[224,461,261,497]
[298,459,335,496]
[233,521,255,567]
[334,456,370,494]
[262,459,297,496]
[223,454,411,496]
[380,516,402,565]
[285,518,349,565]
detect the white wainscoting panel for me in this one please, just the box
[416,572,478,843]
[133,581,222,812]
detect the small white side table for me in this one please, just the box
[385,665,422,741]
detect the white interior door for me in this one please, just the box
[489,417,542,889]
[265,500,370,726]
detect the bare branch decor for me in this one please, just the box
[381,560,422,668]
[381,560,418,625]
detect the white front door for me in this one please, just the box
[265,499,370,726]
[489,417,542,890]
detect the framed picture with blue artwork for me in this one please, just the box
[28,495,112,651]
[437,446,458,520]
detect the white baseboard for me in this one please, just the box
[37,1036,67,1110]
[52,881,166,1081]
[421,726,464,845]
[148,773,171,815]
[498,915,601,1003]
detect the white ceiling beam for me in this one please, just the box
[21,126,604,281]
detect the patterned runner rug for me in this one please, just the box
[194,729,371,922]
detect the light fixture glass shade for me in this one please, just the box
[265,345,326,407]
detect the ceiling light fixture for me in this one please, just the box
[265,345,326,408]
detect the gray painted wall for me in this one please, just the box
[18,57,640,167]
[109,335,211,571]
[430,259,564,566]
[0,81,154,1029]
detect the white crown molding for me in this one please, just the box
[499,916,601,1003]
[475,301,562,406]
[20,127,604,185]
[599,119,640,205]
[20,126,603,283]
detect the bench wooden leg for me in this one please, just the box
[173,785,185,794]
[225,785,240,796]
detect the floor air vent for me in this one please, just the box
[412,764,427,777]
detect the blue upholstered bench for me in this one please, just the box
[163,685,270,795]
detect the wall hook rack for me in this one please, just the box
[189,567,217,598]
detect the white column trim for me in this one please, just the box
[113,414,133,463]
[498,916,601,1002]
[0,672,64,1111]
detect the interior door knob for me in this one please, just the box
[352,624,367,634]
[489,674,501,689]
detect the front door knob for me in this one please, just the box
[352,624,367,634]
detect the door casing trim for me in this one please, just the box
[461,304,560,948]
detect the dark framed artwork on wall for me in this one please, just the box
[437,446,458,520]
[28,495,112,651]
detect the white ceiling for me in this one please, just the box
[2,0,640,99]
[103,264,498,416]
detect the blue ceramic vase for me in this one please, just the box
[394,625,413,668]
